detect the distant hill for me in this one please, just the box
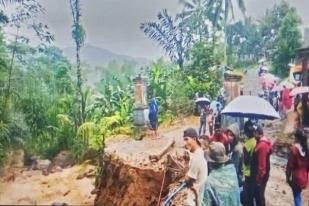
[62,45,149,67]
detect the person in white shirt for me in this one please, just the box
[183,128,208,206]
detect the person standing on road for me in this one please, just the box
[226,123,244,186]
[242,120,257,206]
[183,128,208,206]
[251,125,272,206]
[207,109,214,136]
[199,106,207,137]
[286,129,309,206]
[210,123,230,154]
[148,98,159,139]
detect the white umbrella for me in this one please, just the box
[260,66,269,71]
[221,95,280,120]
[195,97,210,103]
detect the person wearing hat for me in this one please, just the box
[203,142,241,206]
[183,128,208,206]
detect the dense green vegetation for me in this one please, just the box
[0,0,304,166]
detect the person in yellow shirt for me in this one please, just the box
[242,120,257,206]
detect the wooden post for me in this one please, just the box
[302,56,309,127]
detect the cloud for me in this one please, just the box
[3,0,309,59]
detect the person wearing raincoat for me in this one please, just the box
[202,142,240,206]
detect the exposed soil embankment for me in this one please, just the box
[94,155,167,206]
[94,126,191,206]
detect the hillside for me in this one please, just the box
[62,45,149,67]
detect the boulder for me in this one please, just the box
[31,157,51,171]
[52,151,74,168]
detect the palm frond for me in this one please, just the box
[140,21,177,61]
[179,0,195,10]
[0,0,23,7]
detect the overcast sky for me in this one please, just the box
[3,0,309,59]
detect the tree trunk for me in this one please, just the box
[76,44,83,126]
[3,29,18,119]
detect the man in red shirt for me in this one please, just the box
[209,122,230,154]
[251,125,272,206]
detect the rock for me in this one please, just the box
[282,190,286,195]
[50,166,63,173]
[31,157,51,171]
[52,151,74,168]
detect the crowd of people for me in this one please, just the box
[181,119,309,206]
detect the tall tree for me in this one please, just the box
[178,0,209,43]
[3,0,53,120]
[226,18,263,64]
[140,9,192,69]
[70,0,86,127]
[259,1,291,59]
[273,8,301,77]
[207,0,246,64]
